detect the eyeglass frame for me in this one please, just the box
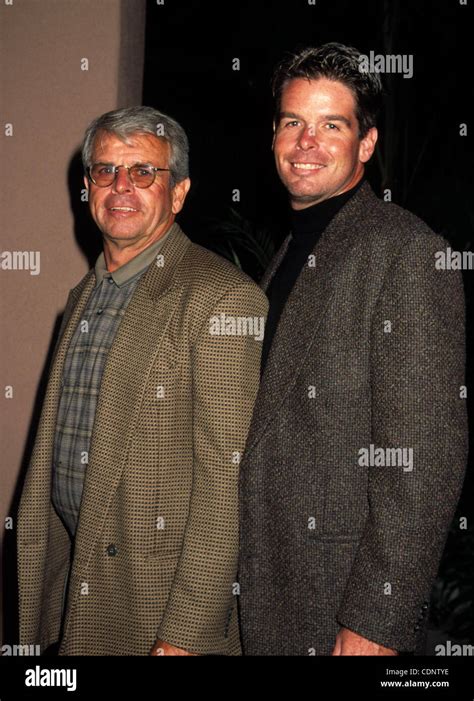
[87,163,171,188]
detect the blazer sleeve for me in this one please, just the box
[336,232,468,652]
[155,281,268,654]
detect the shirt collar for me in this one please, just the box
[94,224,175,288]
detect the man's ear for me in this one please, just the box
[359,127,378,164]
[171,177,191,215]
[272,120,277,150]
[83,175,89,192]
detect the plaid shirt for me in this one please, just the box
[52,228,173,539]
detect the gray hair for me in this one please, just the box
[81,105,189,187]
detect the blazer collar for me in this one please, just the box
[69,222,191,303]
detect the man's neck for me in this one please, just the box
[103,225,173,272]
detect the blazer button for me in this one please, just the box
[421,603,429,610]
[106,544,118,556]
[414,624,420,632]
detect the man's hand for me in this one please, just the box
[149,639,197,656]
[332,627,398,656]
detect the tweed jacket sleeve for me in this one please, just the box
[336,231,468,652]
[155,281,268,654]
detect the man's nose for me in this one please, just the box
[297,126,319,149]
[112,167,134,193]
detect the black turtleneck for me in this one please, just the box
[261,178,364,371]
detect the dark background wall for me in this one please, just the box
[143,0,471,261]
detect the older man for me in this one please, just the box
[238,43,467,655]
[17,106,268,655]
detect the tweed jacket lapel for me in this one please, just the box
[260,234,291,293]
[246,181,374,454]
[17,270,96,546]
[54,271,96,370]
[71,223,191,568]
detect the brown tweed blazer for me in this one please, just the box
[17,222,268,655]
[238,181,468,655]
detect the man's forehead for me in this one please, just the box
[92,130,168,158]
[281,77,356,105]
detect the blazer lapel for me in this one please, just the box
[17,270,95,545]
[72,224,192,568]
[260,234,291,293]
[52,272,96,361]
[245,182,374,454]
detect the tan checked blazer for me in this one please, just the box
[17,223,268,655]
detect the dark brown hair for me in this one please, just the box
[272,43,383,138]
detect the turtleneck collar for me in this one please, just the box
[290,177,365,242]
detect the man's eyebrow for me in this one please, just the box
[278,111,303,121]
[277,112,353,128]
[323,114,352,127]
[93,161,154,166]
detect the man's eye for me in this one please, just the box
[97,166,114,174]
[285,120,300,128]
[326,123,339,130]
[136,168,152,176]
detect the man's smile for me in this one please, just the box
[109,206,139,211]
[290,161,326,175]
[106,204,141,217]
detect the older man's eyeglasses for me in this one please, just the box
[87,163,171,188]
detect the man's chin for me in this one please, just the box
[102,229,143,243]
[289,190,329,208]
